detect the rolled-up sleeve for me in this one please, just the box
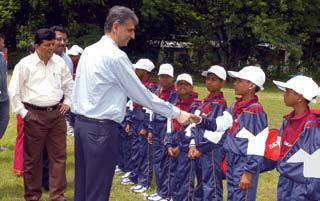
[110,55,180,119]
[61,63,74,106]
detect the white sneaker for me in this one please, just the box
[148,193,158,198]
[114,166,122,174]
[130,184,142,191]
[133,186,148,193]
[120,178,134,185]
[121,172,131,179]
[148,195,163,201]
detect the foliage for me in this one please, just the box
[0,0,20,28]
[0,0,319,74]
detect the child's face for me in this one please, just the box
[234,78,255,96]
[206,73,224,93]
[283,88,302,107]
[135,69,149,81]
[158,74,174,88]
[176,80,193,96]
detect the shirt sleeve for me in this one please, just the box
[109,55,180,119]
[60,63,74,106]
[8,62,28,117]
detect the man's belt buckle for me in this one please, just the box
[47,107,53,112]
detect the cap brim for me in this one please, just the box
[227,71,243,79]
[228,71,264,91]
[158,72,173,77]
[201,71,208,77]
[273,80,287,91]
[175,79,193,86]
[67,51,78,56]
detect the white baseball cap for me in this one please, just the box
[201,65,227,80]
[133,58,155,72]
[273,75,319,103]
[158,63,174,77]
[228,66,266,90]
[176,73,193,85]
[67,45,83,56]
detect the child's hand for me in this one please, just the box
[239,171,253,190]
[189,114,201,124]
[139,128,147,136]
[147,132,152,144]
[189,147,202,159]
[173,147,180,157]
[188,147,197,159]
[168,147,175,156]
[125,124,131,133]
[194,148,202,158]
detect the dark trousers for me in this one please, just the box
[23,108,67,201]
[128,118,144,184]
[74,116,120,201]
[137,136,153,187]
[118,127,132,173]
[42,147,49,189]
[226,152,260,201]
[0,100,9,139]
[152,121,167,194]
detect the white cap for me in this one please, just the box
[158,63,174,77]
[133,58,155,72]
[201,65,227,80]
[273,75,319,103]
[228,66,266,90]
[176,73,193,85]
[67,45,83,56]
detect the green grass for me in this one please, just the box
[1,76,319,201]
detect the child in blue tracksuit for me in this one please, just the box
[121,59,158,193]
[118,100,134,175]
[273,75,320,201]
[159,74,198,201]
[147,64,177,200]
[188,65,228,201]
[192,66,268,201]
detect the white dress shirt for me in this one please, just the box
[8,52,74,117]
[71,35,180,123]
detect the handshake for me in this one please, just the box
[177,110,233,132]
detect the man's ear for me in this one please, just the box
[112,21,120,32]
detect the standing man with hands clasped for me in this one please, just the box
[8,28,74,201]
[71,5,191,201]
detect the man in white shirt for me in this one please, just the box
[8,28,73,201]
[71,5,190,201]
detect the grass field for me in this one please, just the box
[0,76,317,201]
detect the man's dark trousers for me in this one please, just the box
[74,116,120,201]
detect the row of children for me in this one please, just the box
[116,58,320,201]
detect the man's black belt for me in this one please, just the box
[77,114,116,125]
[24,103,59,112]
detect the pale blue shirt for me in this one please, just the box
[62,52,73,76]
[71,35,180,123]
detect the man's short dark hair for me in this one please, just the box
[0,33,5,40]
[34,28,56,45]
[50,26,68,35]
[104,6,138,33]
